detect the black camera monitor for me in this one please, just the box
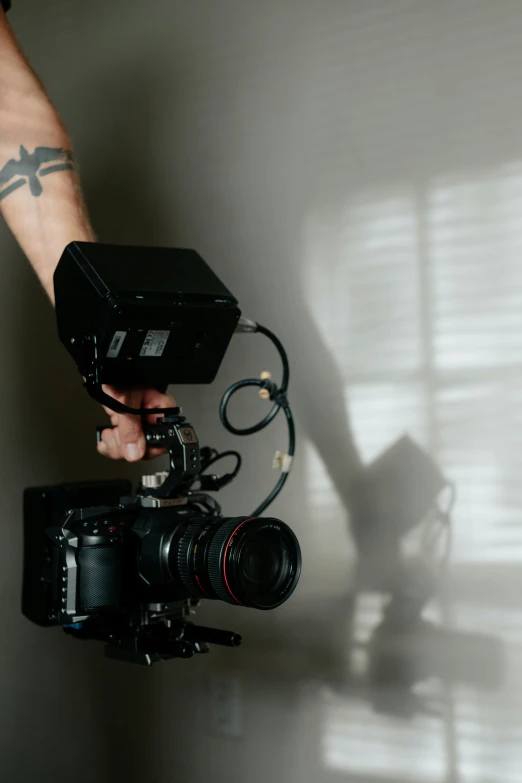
[54,242,241,401]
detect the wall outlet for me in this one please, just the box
[209,674,243,739]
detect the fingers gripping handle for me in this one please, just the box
[84,379,174,416]
[96,415,184,451]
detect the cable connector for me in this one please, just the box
[259,371,272,399]
[197,472,236,491]
[273,451,293,473]
[235,317,258,334]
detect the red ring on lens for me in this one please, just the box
[222,517,254,604]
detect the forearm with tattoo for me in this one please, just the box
[0,145,75,201]
[0,131,95,302]
[0,9,95,302]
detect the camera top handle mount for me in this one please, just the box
[96,408,206,502]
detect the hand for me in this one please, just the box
[96,385,177,462]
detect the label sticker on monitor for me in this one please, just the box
[107,331,127,358]
[140,330,170,357]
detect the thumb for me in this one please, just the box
[118,390,146,462]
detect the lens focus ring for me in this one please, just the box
[176,520,208,597]
[207,517,250,605]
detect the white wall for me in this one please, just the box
[4,1,522,782]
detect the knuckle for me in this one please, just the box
[122,427,141,445]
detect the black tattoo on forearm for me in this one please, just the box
[0,145,75,202]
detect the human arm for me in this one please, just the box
[0,8,93,301]
[0,9,175,460]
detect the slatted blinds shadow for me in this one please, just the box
[303,163,522,781]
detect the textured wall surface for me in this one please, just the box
[2,2,522,781]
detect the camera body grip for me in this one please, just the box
[60,510,126,618]
[78,543,121,612]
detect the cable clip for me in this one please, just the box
[259,371,272,400]
[259,371,288,406]
[273,451,293,473]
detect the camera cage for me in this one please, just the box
[22,243,299,665]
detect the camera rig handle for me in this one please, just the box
[80,334,176,415]
[142,414,201,499]
[86,379,175,415]
[97,412,201,499]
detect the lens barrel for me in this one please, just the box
[170,515,301,610]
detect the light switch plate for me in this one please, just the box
[209,674,243,739]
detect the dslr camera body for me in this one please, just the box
[22,243,301,665]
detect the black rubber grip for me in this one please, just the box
[78,545,121,611]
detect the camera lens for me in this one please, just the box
[173,516,301,610]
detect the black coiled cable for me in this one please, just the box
[219,324,295,516]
